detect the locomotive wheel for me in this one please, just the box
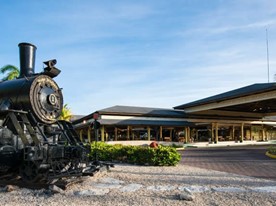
[19,161,46,183]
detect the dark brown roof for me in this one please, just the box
[174,83,276,110]
[72,105,193,128]
[98,105,187,117]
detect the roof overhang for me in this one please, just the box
[174,83,276,119]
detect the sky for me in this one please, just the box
[1,0,276,115]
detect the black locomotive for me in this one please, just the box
[0,43,98,183]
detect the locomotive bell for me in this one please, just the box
[18,43,37,78]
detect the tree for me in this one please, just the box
[59,104,73,121]
[0,64,20,80]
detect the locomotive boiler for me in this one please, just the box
[0,43,98,183]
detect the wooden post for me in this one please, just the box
[88,127,91,143]
[79,129,83,142]
[127,126,130,140]
[211,123,214,143]
[101,126,105,142]
[131,127,135,140]
[185,127,188,143]
[250,126,252,141]
[215,123,218,143]
[115,127,118,141]
[159,126,163,141]
[241,123,244,142]
[147,126,151,141]
[232,126,236,142]
[262,125,265,141]
[229,127,232,140]
[169,129,172,141]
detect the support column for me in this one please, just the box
[87,127,91,143]
[232,126,236,142]
[127,126,130,140]
[215,123,218,144]
[131,127,135,140]
[240,123,244,143]
[188,127,191,143]
[250,126,252,141]
[101,126,105,142]
[115,127,118,141]
[185,127,188,143]
[169,129,172,141]
[147,126,151,141]
[160,126,163,141]
[79,129,83,142]
[211,123,214,143]
[262,125,265,141]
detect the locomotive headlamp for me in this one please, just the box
[43,59,61,78]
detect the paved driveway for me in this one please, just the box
[179,145,276,181]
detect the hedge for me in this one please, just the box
[267,145,276,155]
[89,142,181,166]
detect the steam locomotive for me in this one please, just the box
[0,43,98,183]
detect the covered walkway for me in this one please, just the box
[72,83,276,143]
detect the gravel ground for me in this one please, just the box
[0,164,276,206]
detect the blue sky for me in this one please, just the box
[1,0,276,115]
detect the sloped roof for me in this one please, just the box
[72,105,189,126]
[174,83,276,110]
[98,105,187,117]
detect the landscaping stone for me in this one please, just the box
[212,187,247,193]
[74,188,110,196]
[4,185,19,192]
[250,186,276,193]
[179,185,210,193]
[49,185,64,194]
[146,185,176,191]
[119,184,143,192]
[179,188,194,201]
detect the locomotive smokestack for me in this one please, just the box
[18,42,37,77]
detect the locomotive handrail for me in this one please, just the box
[0,109,28,114]
[56,121,78,145]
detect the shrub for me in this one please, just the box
[267,145,276,155]
[90,142,181,166]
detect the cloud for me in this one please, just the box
[1,0,276,115]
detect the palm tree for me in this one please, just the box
[59,104,73,121]
[0,64,20,80]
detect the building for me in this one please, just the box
[72,83,276,143]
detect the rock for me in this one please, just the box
[74,188,110,196]
[49,185,64,194]
[179,193,194,201]
[4,185,19,192]
[179,188,194,201]
[179,185,210,193]
[119,184,143,192]
[212,187,247,193]
[250,186,276,193]
[183,187,192,195]
[147,185,176,191]
[100,177,124,184]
